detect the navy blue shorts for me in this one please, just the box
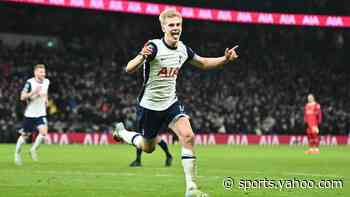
[137,101,188,139]
[20,116,47,133]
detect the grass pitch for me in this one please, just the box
[0,144,348,197]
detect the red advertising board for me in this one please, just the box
[5,0,350,28]
[44,133,350,146]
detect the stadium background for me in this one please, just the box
[0,0,349,144]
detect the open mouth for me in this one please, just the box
[171,31,180,37]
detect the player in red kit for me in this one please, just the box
[304,94,322,154]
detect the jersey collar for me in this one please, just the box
[162,38,178,50]
[35,78,44,84]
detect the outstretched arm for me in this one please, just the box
[189,45,239,70]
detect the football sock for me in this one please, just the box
[31,134,46,151]
[120,130,143,149]
[181,147,198,191]
[135,148,142,162]
[158,139,172,158]
[15,135,26,154]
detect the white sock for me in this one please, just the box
[181,147,198,191]
[120,129,143,149]
[31,134,46,151]
[15,136,26,154]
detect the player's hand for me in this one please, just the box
[31,86,42,97]
[224,45,239,62]
[139,44,153,59]
[312,126,319,134]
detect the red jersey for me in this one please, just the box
[304,102,322,126]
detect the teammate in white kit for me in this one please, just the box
[113,9,238,197]
[15,64,50,165]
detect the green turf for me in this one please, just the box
[0,144,348,197]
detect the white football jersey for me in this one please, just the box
[139,38,194,111]
[22,78,50,117]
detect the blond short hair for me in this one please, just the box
[34,64,45,70]
[159,8,182,25]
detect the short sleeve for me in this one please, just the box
[186,46,195,61]
[316,104,320,110]
[146,42,157,61]
[22,82,31,93]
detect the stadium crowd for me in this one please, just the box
[0,4,349,142]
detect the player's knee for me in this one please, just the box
[143,142,156,153]
[38,128,48,135]
[21,135,29,140]
[144,146,155,153]
[181,132,194,145]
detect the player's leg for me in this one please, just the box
[311,126,320,154]
[15,134,27,157]
[314,133,320,153]
[14,130,29,165]
[113,122,157,153]
[113,126,158,154]
[155,136,173,166]
[128,137,172,167]
[169,117,207,197]
[113,105,161,153]
[165,101,207,196]
[305,127,313,154]
[129,148,143,167]
[30,117,48,161]
[15,118,33,165]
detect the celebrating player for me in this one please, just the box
[304,94,322,154]
[112,8,238,197]
[14,64,50,165]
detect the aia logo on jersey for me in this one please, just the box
[157,67,179,78]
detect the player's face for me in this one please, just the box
[162,17,182,44]
[34,68,46,81]
[307,94,315,103]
